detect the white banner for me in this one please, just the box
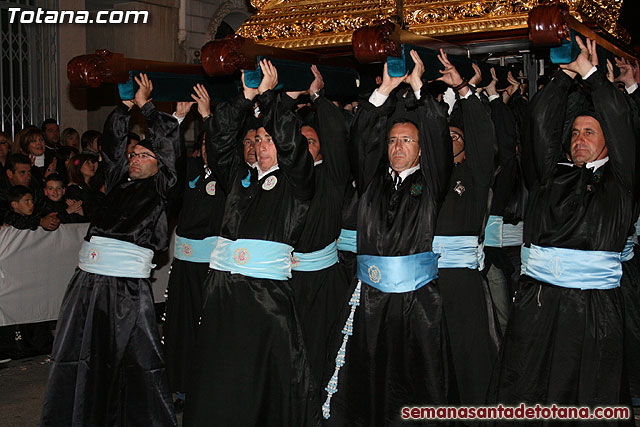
[0,224,171,326]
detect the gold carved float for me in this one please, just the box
[237,0,629,49]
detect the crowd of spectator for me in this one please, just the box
[0,118,182,361]
[0,121,133,231]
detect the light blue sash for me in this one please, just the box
[484,215,503,247]
[356,252,438,293]
[174,235,218,263]
[484,215,523,248]
[292,240,339,272]
[78,236,156,279]
[621,236,635,263]
[210,237,293,280]
[503,222,524,247]
[524,244,621,290]
[432,235,484,270]
[520,245,530,275]
[337,228,357,253]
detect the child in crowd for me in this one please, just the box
[3,185,42,230]
[41,174,85,223]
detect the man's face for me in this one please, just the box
[301,126,322,163]
[44,123,60,144]
[388,122,421,172]
[128,145,158,179]
[255,127,277,172]
[0,137,9,158]
[7,163,31,186]
[28,135,46,156]
[243,129,257,164]
[571,115,608,167]
[12,194,34,216]
[44,180,65,202]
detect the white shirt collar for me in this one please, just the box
[558,156,609,172]
[391,164,420,180]
[314,159,323,166]
[34,154,45,167]
[585,156,609,171]
[255,163,279,180]
[388,164,421,189]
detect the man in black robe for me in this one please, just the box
[288,66,350,391]
[482,71,526,334]
[161,102,227,408]
[322,50,452,426]
[492,38,636,413]
[432,55,500,406]
[610,56,640,408]
[184,60,318,426]
[41,74,179,427]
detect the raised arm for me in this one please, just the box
[142,102,180,197]
[354,62,404,194]
[192,82,252,193]
[444,61,497,188]
[461,94,497,185]
[489,79,519,210]
[587,69,635,190]
[410,48,459,200]
[129,74,180,197]
[99,103,131,193]
[415,91,452,202]
[490,88,518,171]
[258,61,314,201]
[308,66,349,185]
[524,70,573,184]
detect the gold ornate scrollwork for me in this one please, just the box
[250,0,272,11]
[239,0,631,48]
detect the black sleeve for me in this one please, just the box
[584,70,636,190]
[168,124,189,219]
[204,95,253,193]
[459,93,497,187]
[628,89,640,114]
[416,87,453,201]
[524,70,574,185]
[57,209,86,224]
[490,96,518,206]
[100,104,132,193]
[140,102,180,198]
[352,91,396,194]
[312,96,350,185]
[625,89,640,200]
[3,211,39,230]
[259,91,315,201]
[490,97,518,171]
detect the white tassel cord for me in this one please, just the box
[322,281,362,419]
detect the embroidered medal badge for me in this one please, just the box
[206,181,216,196]
[262,175,278,191]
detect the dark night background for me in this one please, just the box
[620,1,640,50]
